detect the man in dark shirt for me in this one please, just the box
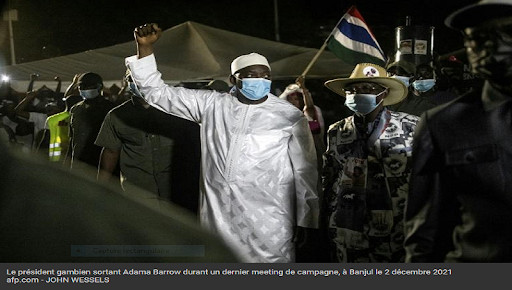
[95,74,201,214]
[404,0,512,262]
[68,72,114,175]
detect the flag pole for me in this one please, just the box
[296,42,328,82]
[296,5,355,82]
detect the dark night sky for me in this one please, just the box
[0,0,477,66]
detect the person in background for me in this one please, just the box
[436,51,486,98]
[42,74,83,162]
[0,82,24,149]
[322,63,419,262]
[386,60,414,111]
[14,86,62,153]
[115,76,135,106]
[105,83,123,106]
[386,60,415,90]
[0,99,18,146]
[386,61,437,117]
[7,74,60,153]
[96,71,201,214]
[126,23,319,263]
[278,76,327,262]
[280,77,326,138]
[404,0,512,262]
[279,76,326,168]
[68,72,114,175]
[26,73,63,114]
[412,63,458,106]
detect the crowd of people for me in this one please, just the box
[1,0,511,263]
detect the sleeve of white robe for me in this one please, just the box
[288,117,320,229]
[125,54,212,123]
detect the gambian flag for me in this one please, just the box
[327,6,387,67]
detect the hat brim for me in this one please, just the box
[445,3,512,30]
[324,77,408,106]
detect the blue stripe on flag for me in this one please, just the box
[338,18,382,54]
[324,5,387,67]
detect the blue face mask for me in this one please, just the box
[392,75,411,88]
[412,79,436,92]
[238,78,271,101]
[79,88,100,100]
[344,92,384,115]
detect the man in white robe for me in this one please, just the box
[125,23,319,262]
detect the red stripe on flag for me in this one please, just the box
[347,6,364,22]
[347,5,378,40]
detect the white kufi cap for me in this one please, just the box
[230,53,270,75]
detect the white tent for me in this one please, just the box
[0,21,353,92]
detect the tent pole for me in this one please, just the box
[274,0,280,42]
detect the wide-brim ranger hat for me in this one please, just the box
[324,63,408,106]
[445,0,512,30]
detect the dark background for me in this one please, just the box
[0,0,479,127]
[0,0,476,65]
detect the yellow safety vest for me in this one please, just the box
[46,111,70,162]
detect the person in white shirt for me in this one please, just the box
[125,23,320,263]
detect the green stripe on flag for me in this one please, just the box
[327,37,386,67]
